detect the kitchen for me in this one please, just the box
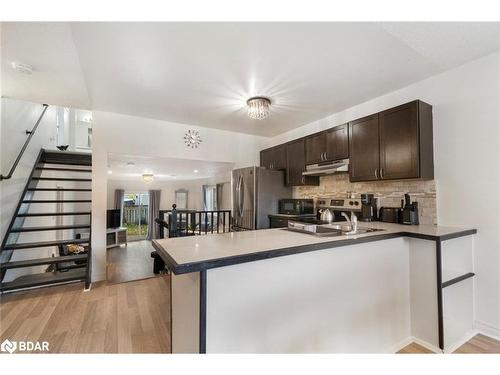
[2,19,499,363]
[153,99,477,353]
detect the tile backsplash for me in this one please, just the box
[294,173,437,225]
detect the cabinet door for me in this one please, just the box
[325,124,349,160]
[272,144,287,170]
[286,139,319,186]
[349,114,380,182]
[260,148,273,169]
[305,132,326,164]
[379,101,419,180]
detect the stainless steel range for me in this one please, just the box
[316,197,362,222]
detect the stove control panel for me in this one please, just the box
[316,198,361,211]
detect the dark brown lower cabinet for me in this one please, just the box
[349,114,380,182]
[286,139,319,186]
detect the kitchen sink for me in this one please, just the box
[284,221,385,237]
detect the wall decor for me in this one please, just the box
[184,129,202,148]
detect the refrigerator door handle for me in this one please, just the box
[238,175,244,219]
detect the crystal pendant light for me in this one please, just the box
[247,97,271,120]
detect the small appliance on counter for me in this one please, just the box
[400,193,419,225]
[378,193,419,225]
[360,193,378,222]
[378,207,401,223]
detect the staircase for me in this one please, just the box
[0,149,92,292]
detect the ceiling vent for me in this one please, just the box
[11,62,33,75]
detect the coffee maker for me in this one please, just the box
[360,193,378,222]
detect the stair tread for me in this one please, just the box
[0,268,86,291]
[22,200,92,203]
[1,254,88,269]
[10,224,91,232]
[17,212,91,217]
[31,177,92,181]
[41,149,92,167]
[36,167,92,173]
[2,238,89,250]
[27,188,91,192]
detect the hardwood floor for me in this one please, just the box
[398,334,500,354]
[2,275,499,354]
[0,276,171,353]
[106,240,157,284]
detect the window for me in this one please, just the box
[203,185,217,211]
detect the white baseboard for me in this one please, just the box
[443,329,478,353]
[475,320,500,341]
[389,337,414,353]
[91,272,106,282]
[409,336,441,353]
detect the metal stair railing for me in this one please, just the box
[0,104,49,181]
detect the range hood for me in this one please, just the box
[302,158,349,176]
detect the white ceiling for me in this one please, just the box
[1,22,90,108]
[2,22,500,136]
[107,153,234,181]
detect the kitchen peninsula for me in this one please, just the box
[153,222,476,354]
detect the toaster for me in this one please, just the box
[379,207,401,223]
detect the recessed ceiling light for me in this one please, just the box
[107,170,113,174]
[11,62,33,75]
[193,169,199,173]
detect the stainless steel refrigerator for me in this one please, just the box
[231,166,292,230]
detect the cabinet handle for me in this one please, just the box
[380,168,384,179]
[324,151,327,160]
[374,168,379,179]
[301,176,305,184]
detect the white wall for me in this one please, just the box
[0,98,58,240]
[92,111,266,281]
[264,51,500,336]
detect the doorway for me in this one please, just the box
[123,192,149,241]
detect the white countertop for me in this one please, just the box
[152,222,476,272]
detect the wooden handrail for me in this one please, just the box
[0,104,49,181]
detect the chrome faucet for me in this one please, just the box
[341,211,358,233]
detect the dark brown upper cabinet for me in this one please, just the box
[286,139,319,186]
[260,144,287,170]
[325,124,349,161]
[349,100,433,182]
[305,124,349,164]
[349,114,381,182]
[305,132,326,164]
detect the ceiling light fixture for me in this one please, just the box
[193,169,199,173]
[107,170,113,174]
[247,96,271,120]
[142,173,154,182]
